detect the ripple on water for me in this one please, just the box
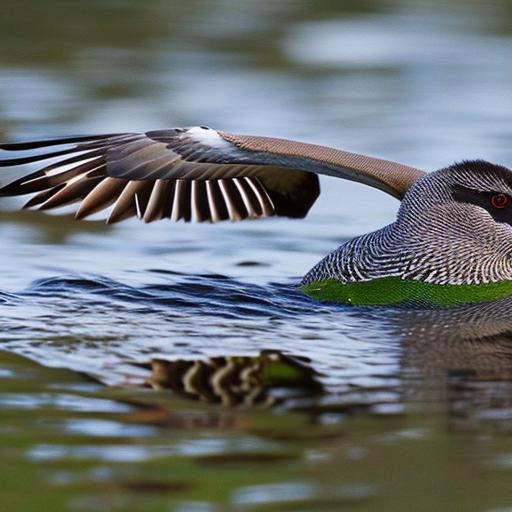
[3,270,512,434]
[0,273,396,390]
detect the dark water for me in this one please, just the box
[3,0,512,510]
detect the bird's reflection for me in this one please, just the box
[393,297,512,374]
[144,350,322,407]
[142,298,512,431]
[386,298,512,431]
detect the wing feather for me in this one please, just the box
[75,177,127,220]
[0,126,425,225]
[108,181,141,224]
[144,179,171,223]
[192,180,211,223]
[206,180,229,222]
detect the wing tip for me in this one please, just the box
[0,133,128,151]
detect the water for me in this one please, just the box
[2,0,512,510]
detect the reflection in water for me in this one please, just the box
[4,278,512,509]
[145,351,322,407]
[392,300,512,432]
[3,272,512,431]
[137,293,512,432]
[396,298,512,372]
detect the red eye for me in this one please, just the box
[491,193,509,209]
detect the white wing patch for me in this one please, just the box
[185,126,232,150]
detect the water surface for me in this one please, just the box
[2,1,512,510]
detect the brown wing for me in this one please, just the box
[0,127,424,224]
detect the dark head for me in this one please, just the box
[398,160,512,237]
[391,160,512,284]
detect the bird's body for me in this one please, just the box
[1,127,512,307]
[302,161,512,305]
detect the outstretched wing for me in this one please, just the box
[0,127,425,224]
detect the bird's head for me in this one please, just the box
[398,160,512,241]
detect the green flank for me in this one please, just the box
[300,277,512,307]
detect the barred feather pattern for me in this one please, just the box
[0,133,278,223]
[302,161,512,286]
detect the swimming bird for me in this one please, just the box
[1,127,512,306]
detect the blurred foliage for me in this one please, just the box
[0,0,379,67]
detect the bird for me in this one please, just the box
[1,126,512,307]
